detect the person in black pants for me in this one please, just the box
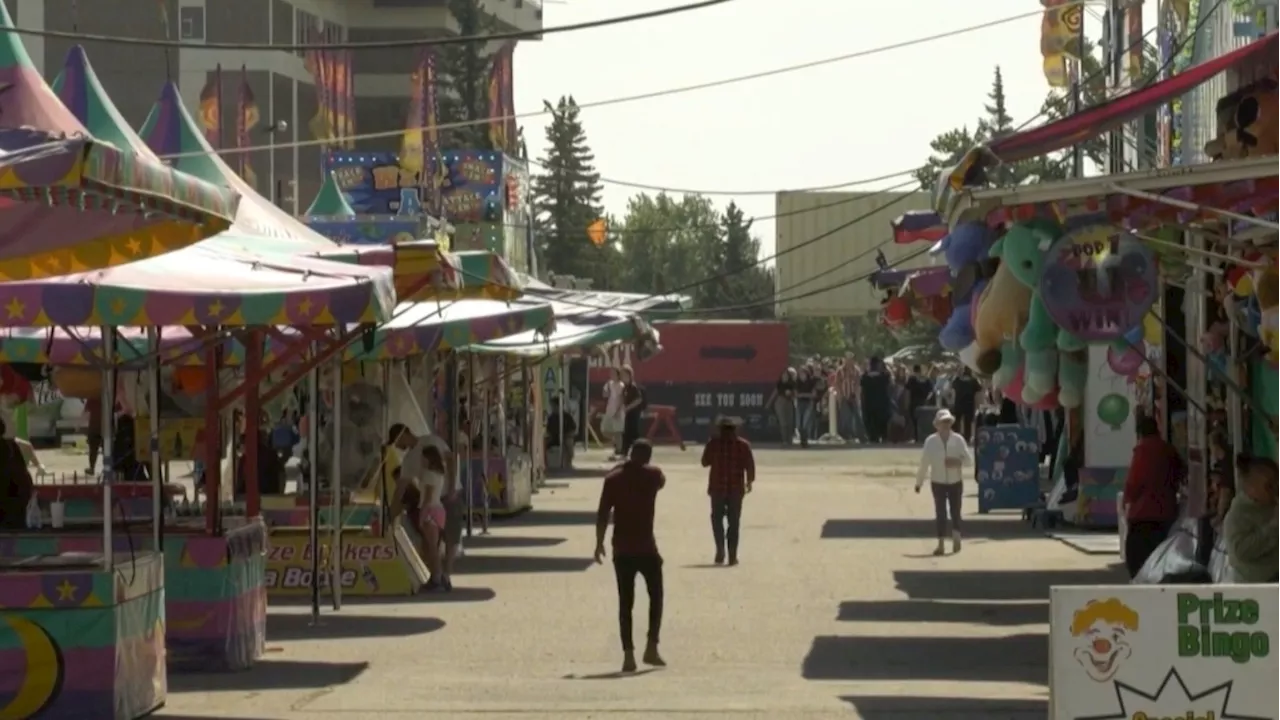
[904,365,933,442]
[860,357,891,443]
[595,440,667,673]
[619,366,645,457]
[950,367,981,441]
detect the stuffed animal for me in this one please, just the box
[971,261,1032,379]
[1256,264,1278,365]
[938,222,995,351]
[1205,78,1278,161]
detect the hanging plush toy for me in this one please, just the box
[970,260,1032,388]
[937,222,994,351]
[1205,77,1279,161]
[1256,264,1279,366]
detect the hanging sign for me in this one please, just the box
[1041,224,1159,342]
[1050,585,1277,720]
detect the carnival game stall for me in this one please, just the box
[303,170,443,246]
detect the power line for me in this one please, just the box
[3,0,736,51]
[160,7,1062,159]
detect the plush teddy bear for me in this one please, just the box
[937,222,994,351]
[970,260,1032,386]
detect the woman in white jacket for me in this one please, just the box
[914,408,973,556]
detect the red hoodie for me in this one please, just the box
[1123,436,1185,523]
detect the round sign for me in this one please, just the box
[1040,225,1158,343]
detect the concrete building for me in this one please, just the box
[5,0,541,213]
[773,191,937,317]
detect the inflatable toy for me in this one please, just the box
[971,261,1032,383]
[937,222,994,351]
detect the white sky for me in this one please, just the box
[515,0,1157,259]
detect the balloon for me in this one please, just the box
[1122,324,1144,345]
[1096,393,1130,430]
[1142,313,1162,344]
[1107,344,1145,376]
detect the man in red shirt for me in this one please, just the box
[595,439,666,673]
[1122,414,1185,578]
[701,415,756,566]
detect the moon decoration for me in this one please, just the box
[0,614,64,720]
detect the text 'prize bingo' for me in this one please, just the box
[1051,585,1277,720]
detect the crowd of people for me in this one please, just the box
[768,354,990,447]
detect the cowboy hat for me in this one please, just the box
[715,415,743,427]
[933,408,956,424]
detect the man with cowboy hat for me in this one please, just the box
[914,408,973,556]
[700,415,756,565]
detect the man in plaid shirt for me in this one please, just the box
[701,416,756,566]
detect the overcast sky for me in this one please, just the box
[515,0,1157,258]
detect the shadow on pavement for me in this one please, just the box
[821,517,1030,540]
[461,535,567,549]
[494,510,599,527]
[893,568,1125,601]
[802,634,1046,683]
[545,468,609,479]
[837,600,1048,626]
[841,695,1047,719]
[457,554,594,574]
[267,612,444,640]
[268,586,496,606]
[563,668,661,680]
[168,660,369,692]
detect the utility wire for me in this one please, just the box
[157,7,1063,159]
[2,0,736,50]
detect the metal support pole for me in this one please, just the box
[102,328,116,573]
[465,354,475,538]
[480,366,491,535]
[148,328,163,552]
[379,361,391,536]
[330,350,343,611]
[558,356,567,466]
[424,353,437,432]
[307,343,322,625]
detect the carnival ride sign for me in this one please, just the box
[1041,225,1159,343]
[1050,585,1277,720]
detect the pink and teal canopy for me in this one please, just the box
[0,6,238,282]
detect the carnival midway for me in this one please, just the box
[0,0,1274,718]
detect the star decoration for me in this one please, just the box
[1077,667,1269,720]
[125,238,143,255]
[206,299,225,319]
[296,297,314,316]
[56,579,78,601]
[485,473,505,500]
[110,297,127,316]
[5,296,25,320]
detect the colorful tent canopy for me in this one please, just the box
[0,243,395,328]
[306,172,357,217]
[309,240,462,300]
[465,312,656,358]
[0,12,238,282]
[140,82,335,254]
[0,297,548,366]
[520,277,689,320]
[455,250,525,300]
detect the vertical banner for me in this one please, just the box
[199,64,221,149]
[344,49,356,149]
[486,42,514,153]
[502,43,516,155]
[399,48,429,183]
[1040,0,1083,88]
[423,50,443,216]
[331,36,348,148]
[236,66,260,189]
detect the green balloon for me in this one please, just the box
[1096,393,1130,430]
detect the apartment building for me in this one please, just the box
[4,0,542,212]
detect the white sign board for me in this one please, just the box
[1051,585,1278,720]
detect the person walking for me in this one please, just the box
[860,357,891,443]
[594,439,666,673]
[619,366,646,457]
[701,416,755,565]
[1121,414,1185,578]
[950,367,981,441]
[794,366,817,448]
[602,367,625,460]
[766,369,797,446]
[914,409,973,556]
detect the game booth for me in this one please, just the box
[886,26,1278,718]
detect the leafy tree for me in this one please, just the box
[707,202,775,318]
[437,0,496,149]
[914,126,981,193]
[787,317,847,358]
[531,96,606,283]
[613,192,721,297]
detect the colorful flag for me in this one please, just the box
[502,45,516,155]
[331,40,347,148]
[199,65,221,148]
[236,65,260,188]
[400,48,429,180]
[344,49,356,149]
[1040,0,1083,88]
[487,42,515,153]
[423,50,444,215]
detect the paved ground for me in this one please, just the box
[46,443,1124,719]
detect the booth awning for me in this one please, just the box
[465,313,656,357]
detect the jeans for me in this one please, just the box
[613,554,663,652]
[796,400,815,445]
[621,413,641,456]
[1125,520,1173,578]
[710,494,744,557]
[930,482,963,539]
[775,400,796,446]
[840,398,865,441]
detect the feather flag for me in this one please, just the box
[502,44,516,155]
[423,50,445,215]
[400,48,429,180]
[236,65,260,189]
[199,65,222,148]
[344,49,356,148]
[486,42,515,153]
[331,40,348,148]
[1040,0,1083,88]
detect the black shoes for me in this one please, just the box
[714,549,725,565]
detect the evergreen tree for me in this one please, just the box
[981,67,1015,139]
[531,97,605,281]
[714,202,774,318]
[914,126,981,193]
[437,0,496,149]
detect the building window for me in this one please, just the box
[179,6,206,42]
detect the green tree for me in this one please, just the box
[437,0,496,149]
[787,317,847,357]
[914,126,980,193]
[531,97,606,282]
[613,192,722,297]
[707,202,775,318]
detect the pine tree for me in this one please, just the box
[437,0,496,149]
[531,97,605,280]
[715,202,774,318]
[981,67,1015,139]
